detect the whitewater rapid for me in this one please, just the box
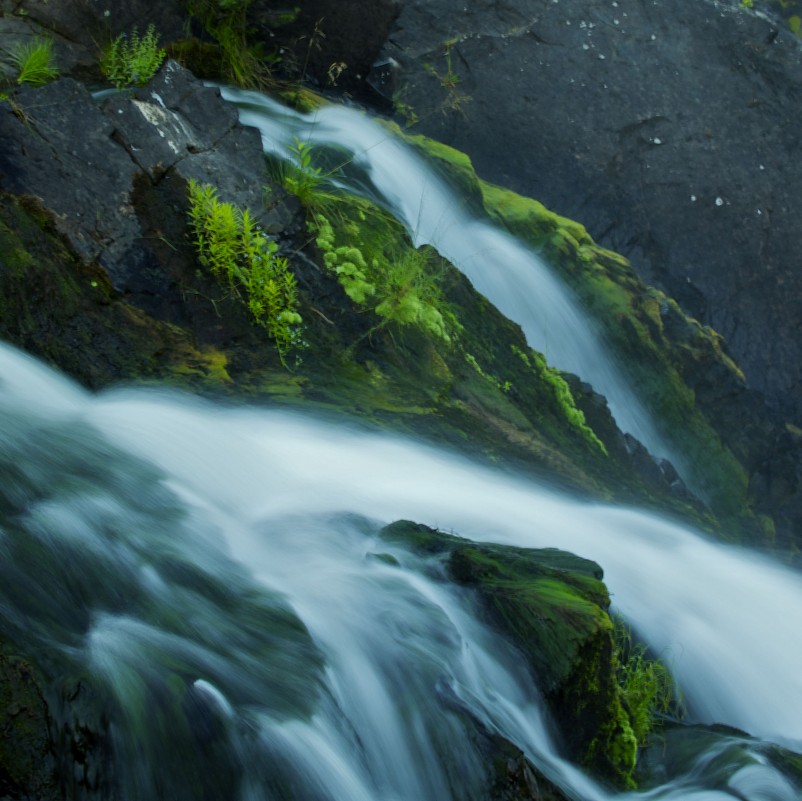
[2,344,801,800]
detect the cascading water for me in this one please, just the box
[2,343,801,801]
[219,87,680,473]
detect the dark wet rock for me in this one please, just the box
[637,721,802,795]
[0,0,186,82]
[376,0,802,427]
[251,0,403,92]
[0,59,292,298]
[475,725,571,801]
[0,651,116,801]
[0,77,140,272]
[0,652,57,799]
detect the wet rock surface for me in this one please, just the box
[0,61,289,294]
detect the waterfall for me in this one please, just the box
[219,86,680,473]
[1,343,800,801]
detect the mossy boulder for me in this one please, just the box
[380,520,639,788]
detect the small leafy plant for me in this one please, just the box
[281,137,325,207]
[101,25,166,89]
[423,39,470,113]
[187,179,304,364]
[11,38,58,86]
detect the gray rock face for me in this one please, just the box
[0,77,141,275]
[0,60,290,296]
[375,0,802,423]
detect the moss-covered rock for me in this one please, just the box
[0,191,233,390]
[399,131,800,545]
[380,520,639,788]
[0,72,724,536]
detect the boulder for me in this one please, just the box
[380,520,639,788]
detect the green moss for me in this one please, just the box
[279,87,327,113]
[513,345,607,455]
[301,192,456,343]
[0,192,238,391]
[171,347,232,383]
[482,181,592,248]
[389,123,485,211]
[475,169,751,532]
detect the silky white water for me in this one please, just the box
[219,86,680,473]
[1,343,800,801]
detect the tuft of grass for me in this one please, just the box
[101,25,166,89]
[185,0,272,88]
[11,38,59,87]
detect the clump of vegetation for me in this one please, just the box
[10,38,58,87]
[274,139,455,343]
[311,206,453,343]
[423,38,470,114]
[101,25,166,89]
[187,179,303,364]
[185,0,273,87]
[392,88,420,128]
[614,618,683,746]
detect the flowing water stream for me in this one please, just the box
[1,344,801,801]
[219,87,680,473]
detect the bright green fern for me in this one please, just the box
[187,179,304,364]
[101,25,166,89]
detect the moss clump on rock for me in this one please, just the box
[380,520,644,788]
